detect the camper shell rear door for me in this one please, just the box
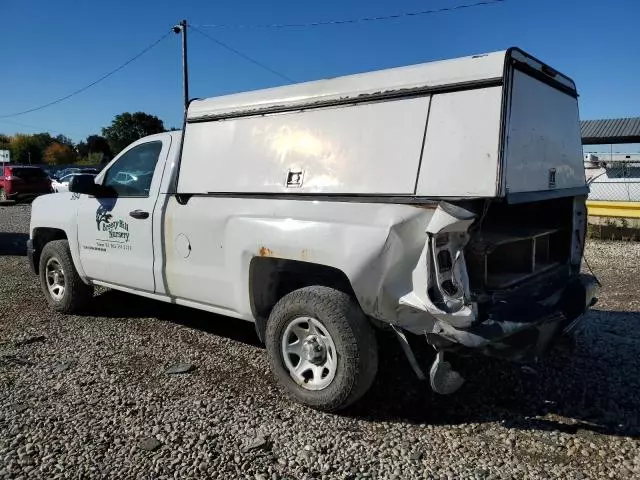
[500,49,587,201]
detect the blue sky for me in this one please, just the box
[0,0,638,152]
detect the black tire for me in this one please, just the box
[39,240,93,313]
[265,286,378,411]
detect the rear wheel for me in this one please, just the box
[265,286,378,411]
[39,240,93,313]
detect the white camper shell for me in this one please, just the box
[29,48,597,412]
[179,48,586,201]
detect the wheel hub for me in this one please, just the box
[301,335,327,365]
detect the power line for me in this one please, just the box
[194,0,506,29]
[0,31,173,119]
[190,26,295,83]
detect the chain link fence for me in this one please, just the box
[587,161,640,201]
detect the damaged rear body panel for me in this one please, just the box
[364,196,596,370]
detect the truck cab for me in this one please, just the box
[29,48,597,411]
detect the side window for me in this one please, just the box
[104,141,163,197]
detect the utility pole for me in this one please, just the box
[173,19,190,113]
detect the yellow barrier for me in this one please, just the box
[586,200,640,219]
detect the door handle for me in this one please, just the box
[129,209,149,219]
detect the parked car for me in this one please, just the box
[111,171,138,185]
[0,165,52,202]
[28,48,597,411]
[52,167,80,181]
[52,173,96,193]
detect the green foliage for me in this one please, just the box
[10,134,45,164]
[102,112,165,155]
[86,135,111,156]
[6,132,57,164]
[2,111,165,165]
[76,141,89,158]
[43,142,77,165]
[0,134,10,151]
[86,152,105,164]
[55,134,75,149]
[77,135,110,161]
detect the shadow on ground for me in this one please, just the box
[89,289,261,347]
[349,309,640,440]
[87,289,640,439]
[0,232,28,256]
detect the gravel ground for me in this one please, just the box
[1,203,639,479]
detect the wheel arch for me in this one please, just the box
[249,257,359,343]
[31,227,68,274]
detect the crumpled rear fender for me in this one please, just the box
[349,202,478,333]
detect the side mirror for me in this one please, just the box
[69,174,104,196]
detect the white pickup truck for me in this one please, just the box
[28,48,597,411]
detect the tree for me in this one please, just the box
[76,141,89,158]
[43,142,77,165]
[9,132,57,164]
[77,135,111,161]
[102,112,165,155]
[32,133,55,151]
[0,134,10,151]
[86,135,111,158]
[55,134,75,149]
[10,134,42,164]
[87,152,105,164]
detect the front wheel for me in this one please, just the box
[39,240,93,313]
[265,286,378,411]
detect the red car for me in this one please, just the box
[0,165,52,202]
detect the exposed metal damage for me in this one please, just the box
[373,198,598,394]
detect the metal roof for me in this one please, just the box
[581,117,640,145]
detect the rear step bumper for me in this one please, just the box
[426,274,598,362]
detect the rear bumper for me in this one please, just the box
[427,274,598,362]
[27,239,38,275]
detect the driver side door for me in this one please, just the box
[76,138,169,292]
